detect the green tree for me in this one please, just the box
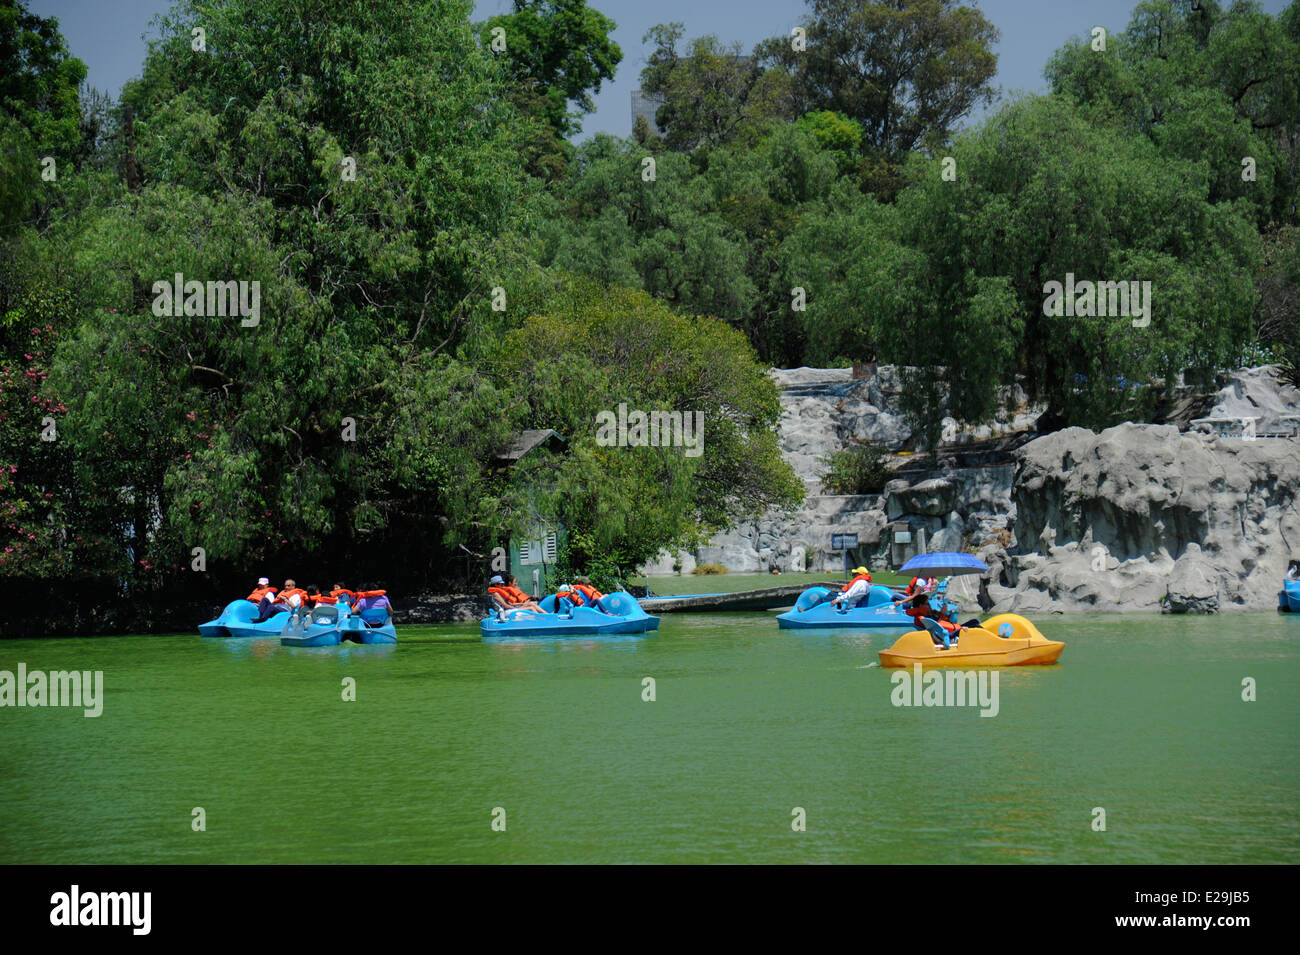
[0,0,86,154]
[883,96,1258,432]
[821,442,891,494]
[1256,225,1300,383]
[479,0,621,177]
[490,277,803,574]
[545,135,758,323]
[796,110,863,174]
[758,0,999,191]
[24,0,541,603]
[639,24,792,152]
[0,0,87,229]
[1046,0,1300,228]
[545,123,845,365]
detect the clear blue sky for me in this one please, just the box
[31,0,1294,140]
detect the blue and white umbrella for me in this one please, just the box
[899,552,990,577]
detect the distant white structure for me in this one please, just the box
[631,90,665,135]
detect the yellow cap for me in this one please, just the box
[851,566,870,575]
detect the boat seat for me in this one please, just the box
[919,616,955,646]
[310,605,339,625]
[360,607,390,627]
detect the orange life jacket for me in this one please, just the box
[329,588,356,605]
[573,583,603,603]
[906,596,953,629]
[308,593,331,606]
[354,589,387,598]
[841,573,871,593]
[247,586,276,603]
[280,588,308,607]
[556,590,584,607]
[489,585,531,606]
[910,608,957,632]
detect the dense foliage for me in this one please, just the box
[0,0,798,627]
[556,0,1297,431]
[1,0,1297,630]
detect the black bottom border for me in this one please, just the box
[0,863,1283,941]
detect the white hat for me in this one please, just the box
[258,577,270,586]
[557,584,572,592]
[489,575,504,585]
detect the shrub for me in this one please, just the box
[691,563,728,575]
[820,443,892,495]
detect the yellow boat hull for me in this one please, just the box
[878,613,1065,668]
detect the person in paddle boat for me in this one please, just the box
[901,580,980,650]
[896,575,938,602]
[325,582,357,608]
[488,574,543,615]
[247,576,276,605]
[351,584,392,626]
[354,584,390,613]
[251,577,299,623]
[553,584,582,617]
[278,579,310,617]
[831,566,874,612]
[246,577,278,617]
[572,576,609,613]
[902,584,956,648]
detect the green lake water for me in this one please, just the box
[2,612,1297,864]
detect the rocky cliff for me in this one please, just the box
[983,422,1300,613]
[644,365,1299,614]
[641,364,1034,574]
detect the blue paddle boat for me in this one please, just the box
[281,601,398,647]
[198,599,292,638]
[776,585,915,630]
[479,591,659,638]
[1279,579,1300,613]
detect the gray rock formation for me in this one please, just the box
[642,365,1297,615]
[647,493,888,574]
[641,366,1035,575]
[1200,365,1300,435]
[985,423,1300,613]
[1165,544,1221,613]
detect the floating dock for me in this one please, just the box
[637,583,845,613]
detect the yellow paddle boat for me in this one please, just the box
[878,613,1064,668]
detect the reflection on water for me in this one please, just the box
[1,612,1297,863]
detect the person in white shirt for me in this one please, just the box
[832,567,874,611]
